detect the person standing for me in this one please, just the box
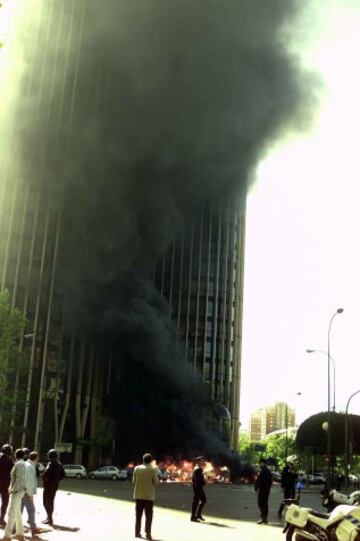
[0,445,13,528]
[132,453,159,540]
[278,457,298,518]
[255,458,273,524]
[42,449,65,526]
[190,456,207,522]
[23,451,44,535]
[21,448,32,530]
[1,448,27,541]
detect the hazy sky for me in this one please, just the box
[241,1,360,428]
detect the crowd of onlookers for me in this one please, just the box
[0,444,65,541]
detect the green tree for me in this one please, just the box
[266,433,298,470]
[0,289,27,436]
[239,432,267,465]
[238,431,252,460]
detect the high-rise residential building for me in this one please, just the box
[274,401,296,430]
[154,207,245,451]
[249,409,263,443]
[249,402,296,441]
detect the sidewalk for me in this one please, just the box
[13,488,284,541]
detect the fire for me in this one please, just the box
[150,459,230,483]
[127,459,230,483]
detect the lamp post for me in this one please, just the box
[326,308,343,487]
[345,389,360,491]
[306,349,336,411]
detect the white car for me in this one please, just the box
[308,472,326,484]
[89,466,128,481]
[63,464,88,479]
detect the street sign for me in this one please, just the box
[54,442,72,453]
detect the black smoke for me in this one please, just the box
[2,0,317,461]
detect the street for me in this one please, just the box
[13,480,325,541]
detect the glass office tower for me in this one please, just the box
[155,206,245,450]
[0,0,245,455]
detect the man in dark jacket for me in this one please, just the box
[255,458,273,524]
[278,457,298,518]
[190,456,207,522]
[0,444,13,527]
[42,449,65,526]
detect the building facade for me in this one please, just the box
[250,402,296,442]
[249,411,263,443]
[154,206,245,450]
[0,184,107,465]
[0,183,245,455]
[0,1,245,458]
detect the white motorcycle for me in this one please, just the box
[283,503,360,540]
[322,490,360,512]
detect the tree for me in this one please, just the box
[239,431,300,471]
[0,289,27,437]
[266,433,298,470]
[238,432,267,466]
[238,431,252,461]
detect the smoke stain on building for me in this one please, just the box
[0,1,317,463]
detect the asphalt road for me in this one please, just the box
[9,480,326,541]
[60,478,324,522]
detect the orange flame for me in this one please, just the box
[141,459,231,483]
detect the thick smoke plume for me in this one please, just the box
[1,0,317,461]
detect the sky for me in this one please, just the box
[241,0,360,428]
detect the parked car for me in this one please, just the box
[89,466,128,481]
[308,472,326,484]
[63,464,88,479]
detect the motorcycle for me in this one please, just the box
[322,489,360,512]
[283,503,360,540]
[279,481,305,521]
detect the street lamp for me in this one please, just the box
[306,349,336,411]
[344,389,360,491]
[326,308,344,487]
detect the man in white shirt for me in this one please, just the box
[1,449,26,541]
[23,451,44,535]
[132,453,159,540]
